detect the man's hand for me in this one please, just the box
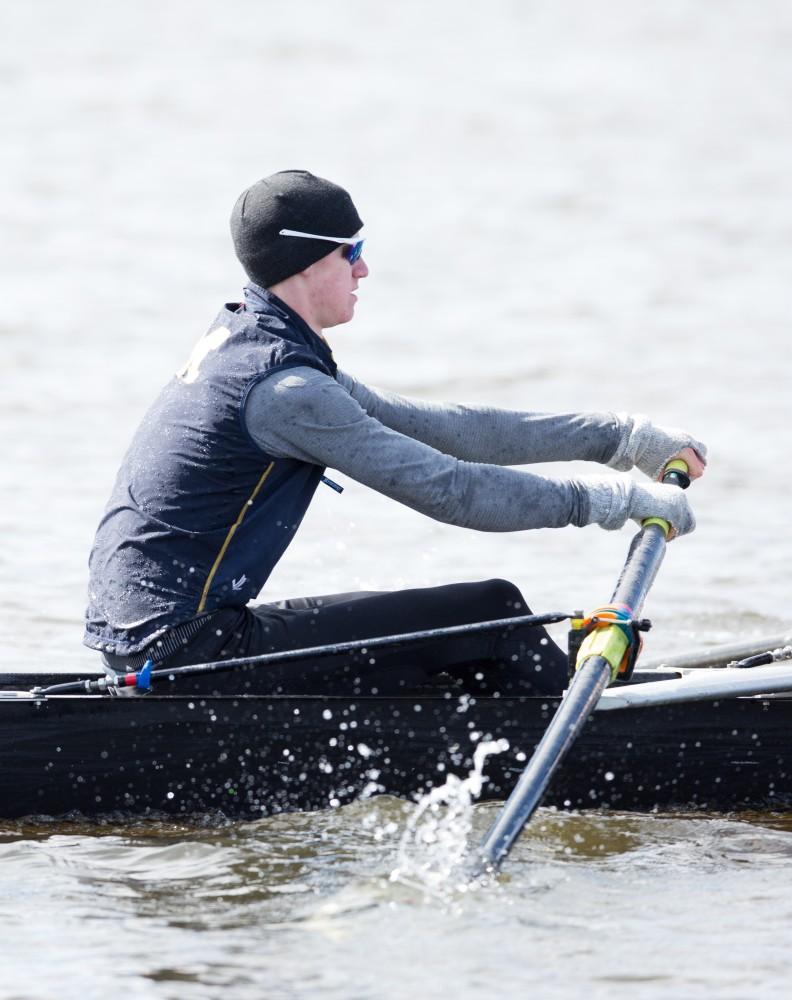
[667,445,706,482]
[581,474,696,537]
[608,413,708,482]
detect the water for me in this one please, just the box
[390,738,510,893]
[2,806,792,999]
[2,0,792,996]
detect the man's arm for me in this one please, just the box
[337,371,707,479]
[243,368,695,535]
[336,370,621,466]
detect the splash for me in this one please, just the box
[389,738,509,895]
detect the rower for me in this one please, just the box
[84,170,706,696]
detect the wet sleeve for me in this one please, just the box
[336,369,621,466]
[243,368,591,532]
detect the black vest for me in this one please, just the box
[84,285,337,655]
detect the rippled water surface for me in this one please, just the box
[3,0,792,996]
[3,804,792,999]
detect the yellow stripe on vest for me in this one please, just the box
[196,461,275,613]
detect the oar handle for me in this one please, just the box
[661,458,691,490]
[640,458,691,536]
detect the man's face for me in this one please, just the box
[303,243,369,330]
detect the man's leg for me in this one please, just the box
[211,580,563,694]
[255,579,566,695]
[106,580,567,696]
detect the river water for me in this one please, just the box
[2,0,792,997]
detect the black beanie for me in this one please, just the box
[230,170,363,288]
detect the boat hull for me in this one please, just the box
[0,692,789,819]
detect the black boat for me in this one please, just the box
[1,663,791,820]
[4,573,791,822]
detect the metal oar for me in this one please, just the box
[640,631,792,672]
[33,610,573,696]
[473,461,690,875]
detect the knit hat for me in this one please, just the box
[230,170,363,288]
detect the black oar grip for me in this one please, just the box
[662,461,691,490]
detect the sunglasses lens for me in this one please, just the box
[345,240,364,264]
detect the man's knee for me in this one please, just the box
[478,577,528,614]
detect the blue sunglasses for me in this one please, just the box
[279,228,365,265]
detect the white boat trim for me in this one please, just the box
[596,663,792,711]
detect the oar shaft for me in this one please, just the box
[610,522,668,613]
[474,466,686,874]
[640,630,792,672]
[476,656,611,870]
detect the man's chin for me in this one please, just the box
[324,309,355,331]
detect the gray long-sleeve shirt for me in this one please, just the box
[243,367,623,532]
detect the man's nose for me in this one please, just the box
[353,257,369,278]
